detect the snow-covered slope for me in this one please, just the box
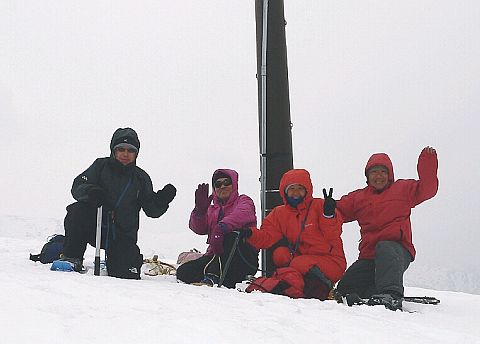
[2,214,480,344]
[406,264,480,296]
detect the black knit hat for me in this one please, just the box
[113,135,140,153]
[212,171,231,186]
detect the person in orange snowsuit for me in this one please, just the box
[242,169,346,300]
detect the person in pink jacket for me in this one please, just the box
[335,147,438,310]
[176,169,258,288]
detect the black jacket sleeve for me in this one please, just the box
[71,158,104,202]
[137,169,168,218]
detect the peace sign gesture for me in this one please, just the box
[322,188,336,217]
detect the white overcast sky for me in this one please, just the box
[2,1,479,272]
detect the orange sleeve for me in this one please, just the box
[247,208,284,249]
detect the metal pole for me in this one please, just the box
[260,0,268,222]
[217,231,241,288]
[260,0,269,269]
[94,206,102,276]
[256,0,293,276]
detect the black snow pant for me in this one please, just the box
[63,202,106,259]
[63,202,142,279]
[336,240,412,298]
[176,232,259,289]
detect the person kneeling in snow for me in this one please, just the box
[334,147,439,310]
[176,169,259,288]
[60,127,176,279]
[242,169,347,300]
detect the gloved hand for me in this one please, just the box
[156,184,177,206]
[210,224,226,255]
[88,187,105,208]
[322,188,336,217]
[239,227,253,241]
[194,183,212,215]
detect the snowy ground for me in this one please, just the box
[2,214,480,344]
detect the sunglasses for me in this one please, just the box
[116,147,137,153]
[214,178,232,188]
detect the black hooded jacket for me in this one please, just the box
[71,128,167,242]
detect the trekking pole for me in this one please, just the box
[217,231,241,288]
[94,206,103,276]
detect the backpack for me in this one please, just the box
[29,234,65,264]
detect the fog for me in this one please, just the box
[2,1,479,277]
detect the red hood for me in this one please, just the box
[279,169,313,205]
[365,153,395,183]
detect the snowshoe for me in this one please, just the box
[404,296,440,305]
[333,291,367,306]
[367,293,403,311]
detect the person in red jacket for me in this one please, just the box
[242,169,346,300]
[335,147,438,310]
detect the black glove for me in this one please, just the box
[88,187,105,208]
[322,188,336,217]
[238,227,253,241]
[156,184,177,206]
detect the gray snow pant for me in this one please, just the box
[336,241,412,298]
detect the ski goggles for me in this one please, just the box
[214,178,232,188]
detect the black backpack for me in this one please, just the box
[30,234,65,264]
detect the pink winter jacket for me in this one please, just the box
[189,169,257,256]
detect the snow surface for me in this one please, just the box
[2,214,480,344]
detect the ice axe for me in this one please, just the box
[94,206,102,276]
[217,230,241,288]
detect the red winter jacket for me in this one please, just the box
[247,169,346,283]
[337,148,439,260]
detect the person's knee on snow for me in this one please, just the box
[272,246,292,268]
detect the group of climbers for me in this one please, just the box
[59,128,438,311]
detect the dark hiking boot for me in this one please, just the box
[191,273,219,287]
[368,293,403,311]
[58,255,85,272]
[332,290,366,306]
[303,266,333,300]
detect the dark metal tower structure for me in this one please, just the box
[255,0,293,275]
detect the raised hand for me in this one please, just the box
[423,146,436,155]
[194,183,212,215]
[157,184,177,206]
[322,187,336,217]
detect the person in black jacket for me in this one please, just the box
[61,127,176,279]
